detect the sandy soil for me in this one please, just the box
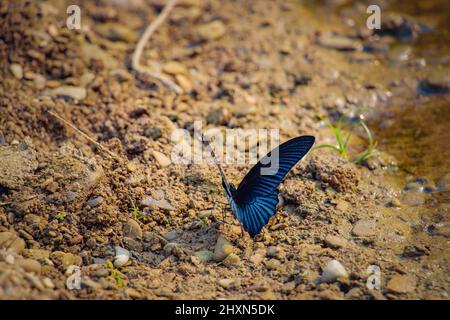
[0,0,448,300]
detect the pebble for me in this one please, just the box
[81,277,102,291]
[114,246,130,267]
[50,251,82,269]
[141,196,175,211]
[44,86,87,101]
[96,23,137,43]
[265,259,281,270]
[163,230,178,241]
[175,74,193,91]
[213,236,234,262]
[223,253,240,267]
[352,219,376,237]
[206,108,231,125]
[18,259,41,274]
[194,250,214,263]
[87,196,104,208]
[266,246,285,259]
[123,218,142,240]
[420,68,450,94]
[386,275,416,293]
[402,192,426,206]
[43,278,55,289]
[218,278,235,289]
[320,260,349,283]
[437,173,450,192]
[197,20,226,40]
[162,61,187,75]
[0,231,26,253]
[281,281,296,293]
[324,235,347,249]
[317,33,363,51]
[152,150,171,168]
[10,63,23,79]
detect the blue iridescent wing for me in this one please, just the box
[235,135,315,204]
[230,135,314,237]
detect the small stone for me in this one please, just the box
[43,278,55,289]
[335,200,350,211]
[320,260,349,283]
[324,235,347,249]
[402,192,426,206]
[352,219,375,237]
[266,246,285,259]
[265,259,281,270]
[194,250,214,263]
[218,278,235,289]
[386,275,416,294]
[18,259,41,274]
[175,74,193,91]
[81,277,102,291]
[10,63,23,79]
[197,20,226,40]
[87,196,103,208]
[223,253,240,267]
[123,218,142,240]
[152,150,171,168]
[390,198,402,207]
[0,231,26,253]
[317,33,363,51]
[437,173,450,192]
[141,196,175,211]
[207,108,231,125]
[213,236,234,262]
[44,86,87,101]
[163,230,178,241]
[162,61,187,75]
[114,246,130,267]
[281,281,296,293]
[198,210,213,219]
[50,251,82,269]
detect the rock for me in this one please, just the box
[324,235,347,249]
[152,150,171,168]
[50,251,82,269]
[141,196,175,211]
[22,249,51,260]
[163,230,178,241]
[352,219,375,237]
[198,210,213,219]
[386,275,416,293]
[317,33,363,51]
[206,108,231,125]
[82,43,118,69]
[114,246,130,267]
[266,246,285,259]
[0,232,26,253]
[265,259,281,270]
[0,144,38,190]
[87,196,104,208]
[43,86,87,101]
[10,63,23,79]
[123,218,142,240]
[320,260,348,283]
[281,281,296,293]
[42,278,55,289]
[218,278,235,289]
[437,173,450,191]
[123,237,143,252]
[194,250,214,263]
[197,20,226,40]
[223,253,240,267]
[175,74,193,91]
[402,192,426,206]
[162,61,187,75]
[390,198,402,207]
[18,259,41,274]
[213,236,234,262]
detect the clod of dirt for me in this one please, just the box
[0,143,37,190]
[307,155,359,192]
[352,219,376,237]
[386,275,416,294]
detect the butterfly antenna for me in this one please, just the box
[194,131,231,191]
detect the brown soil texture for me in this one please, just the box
[0,0,448,300]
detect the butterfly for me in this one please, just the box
[203,135,315,237]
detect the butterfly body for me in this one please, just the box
[218,135,315,237]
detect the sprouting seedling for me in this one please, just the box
[130,200,146,222]
[315,115,352,160]
[353,120,378,164]
[199,216,207,228]
[55,212,66,221]
[106,259,125,288]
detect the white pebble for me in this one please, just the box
[113,246,130,267]
[320,259,348,283]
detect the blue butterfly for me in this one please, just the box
[206,135,315,237]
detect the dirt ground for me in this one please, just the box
[0,0,449,300]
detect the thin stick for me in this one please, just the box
[131,0,182,94]
[48,111,119,159]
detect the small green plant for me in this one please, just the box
[130,200,146,222]
[315,115,378,164]
[315,115,352,160]
[55,212,66,221]
[106,259,125,288]
[199,216,207,228]
[353,121,378,164]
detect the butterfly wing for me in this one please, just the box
[232,135,315,237]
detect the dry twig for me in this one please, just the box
[131,0,181,93]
